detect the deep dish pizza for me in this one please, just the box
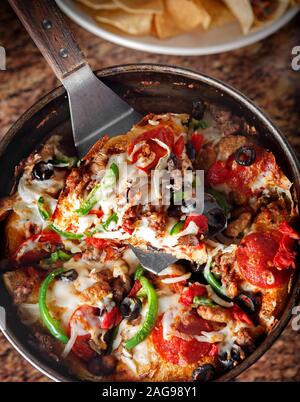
[0,100,298,382]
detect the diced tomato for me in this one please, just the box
[178,283,207,306]
[73,253,82,261]
[88,209,104,219]
[209,343,219,358]
[85,237,107,249]
[236,223,299,289]
[191,133,204,153]
[122,224,134,235]
[174,135,185,158]
[184,215,208,235]
[274,222,300,270]
[128,280,142,297]
[230,304,253,326]
[152,312,213,366]
[101,306,122,330]
[38,232,61,244]
[68,305,100,362]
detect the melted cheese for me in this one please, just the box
[18,303,40,325]
[47,280,82,326]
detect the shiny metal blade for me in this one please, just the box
[129,245,178,275]
[62,65,142,158]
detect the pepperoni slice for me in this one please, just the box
[13,232,62,265]
[128,127,175,172]
[207,146,279,195]
[236,227,298,289]
[68,305,100,361]
[128,126,174,155]
[152,312,213,366]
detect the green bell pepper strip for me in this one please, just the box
[39,268,69,344]
[134,264,144,280]
[189,119,208,130]
[50,250,72,263]
[125,276,158,350]
[203,262,231,301]
[51,155,78,168]
[193,296,215,307]
[136,288,147,298]
[102,212,118,231]
[76,163,119,216]
[110,162,119,181]
[169,220,185,235]
[84,212,118,236]
[49,224,84,240]
[37,196,51,221]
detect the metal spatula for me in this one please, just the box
[8,0,178,274]
[9,0,141,158]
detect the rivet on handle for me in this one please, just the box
[59,48,69,59]
[42,19,52,30]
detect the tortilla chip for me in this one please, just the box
[223,0,254,34]
[153,10,182,39]
[114,0,163,14]
[95,10,153,35]
[165,0,211,31]
[199,0,235,29]
[76,0,118,10]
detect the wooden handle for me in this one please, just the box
[8,0,87,81]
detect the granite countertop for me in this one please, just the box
[0,1,300,382]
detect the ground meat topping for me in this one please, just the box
[218,135,249,161]
[225,212,252,238]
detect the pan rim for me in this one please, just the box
[1,63,299,383]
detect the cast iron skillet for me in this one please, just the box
[1,64,299,382]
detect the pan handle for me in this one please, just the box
[8,0,87,81]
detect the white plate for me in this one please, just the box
[56,0,300,56]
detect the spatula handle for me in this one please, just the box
[8,0,87,81]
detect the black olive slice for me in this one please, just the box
[32,161,54,181]
[192,364,215,382]
[120,297,142,321]
[59,269,78,282]
[218,345,242,370]
[235,146,256,166]
[235,292,261,314]
[191,100,206,120]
